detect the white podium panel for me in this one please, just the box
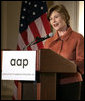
[1,51,36,81]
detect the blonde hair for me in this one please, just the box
[47,4,70,27]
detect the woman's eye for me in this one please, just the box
[55,16,58,18]
[49,16,59,21]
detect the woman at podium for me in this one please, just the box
[44,4,84,100]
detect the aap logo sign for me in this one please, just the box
[2,51,36,81]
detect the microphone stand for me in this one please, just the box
[23,33,54,50]
[23,39,36,50]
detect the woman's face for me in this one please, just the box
[49,10,67,31]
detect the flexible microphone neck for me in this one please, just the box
[23,33,54,50]
[33,33,54,45]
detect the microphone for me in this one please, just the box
[33,33,54,45]
[23,32,54,50]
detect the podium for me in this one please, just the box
[17,49,77,100]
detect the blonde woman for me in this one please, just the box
[44,4,84,100]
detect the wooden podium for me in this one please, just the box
[18,49,77,100]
